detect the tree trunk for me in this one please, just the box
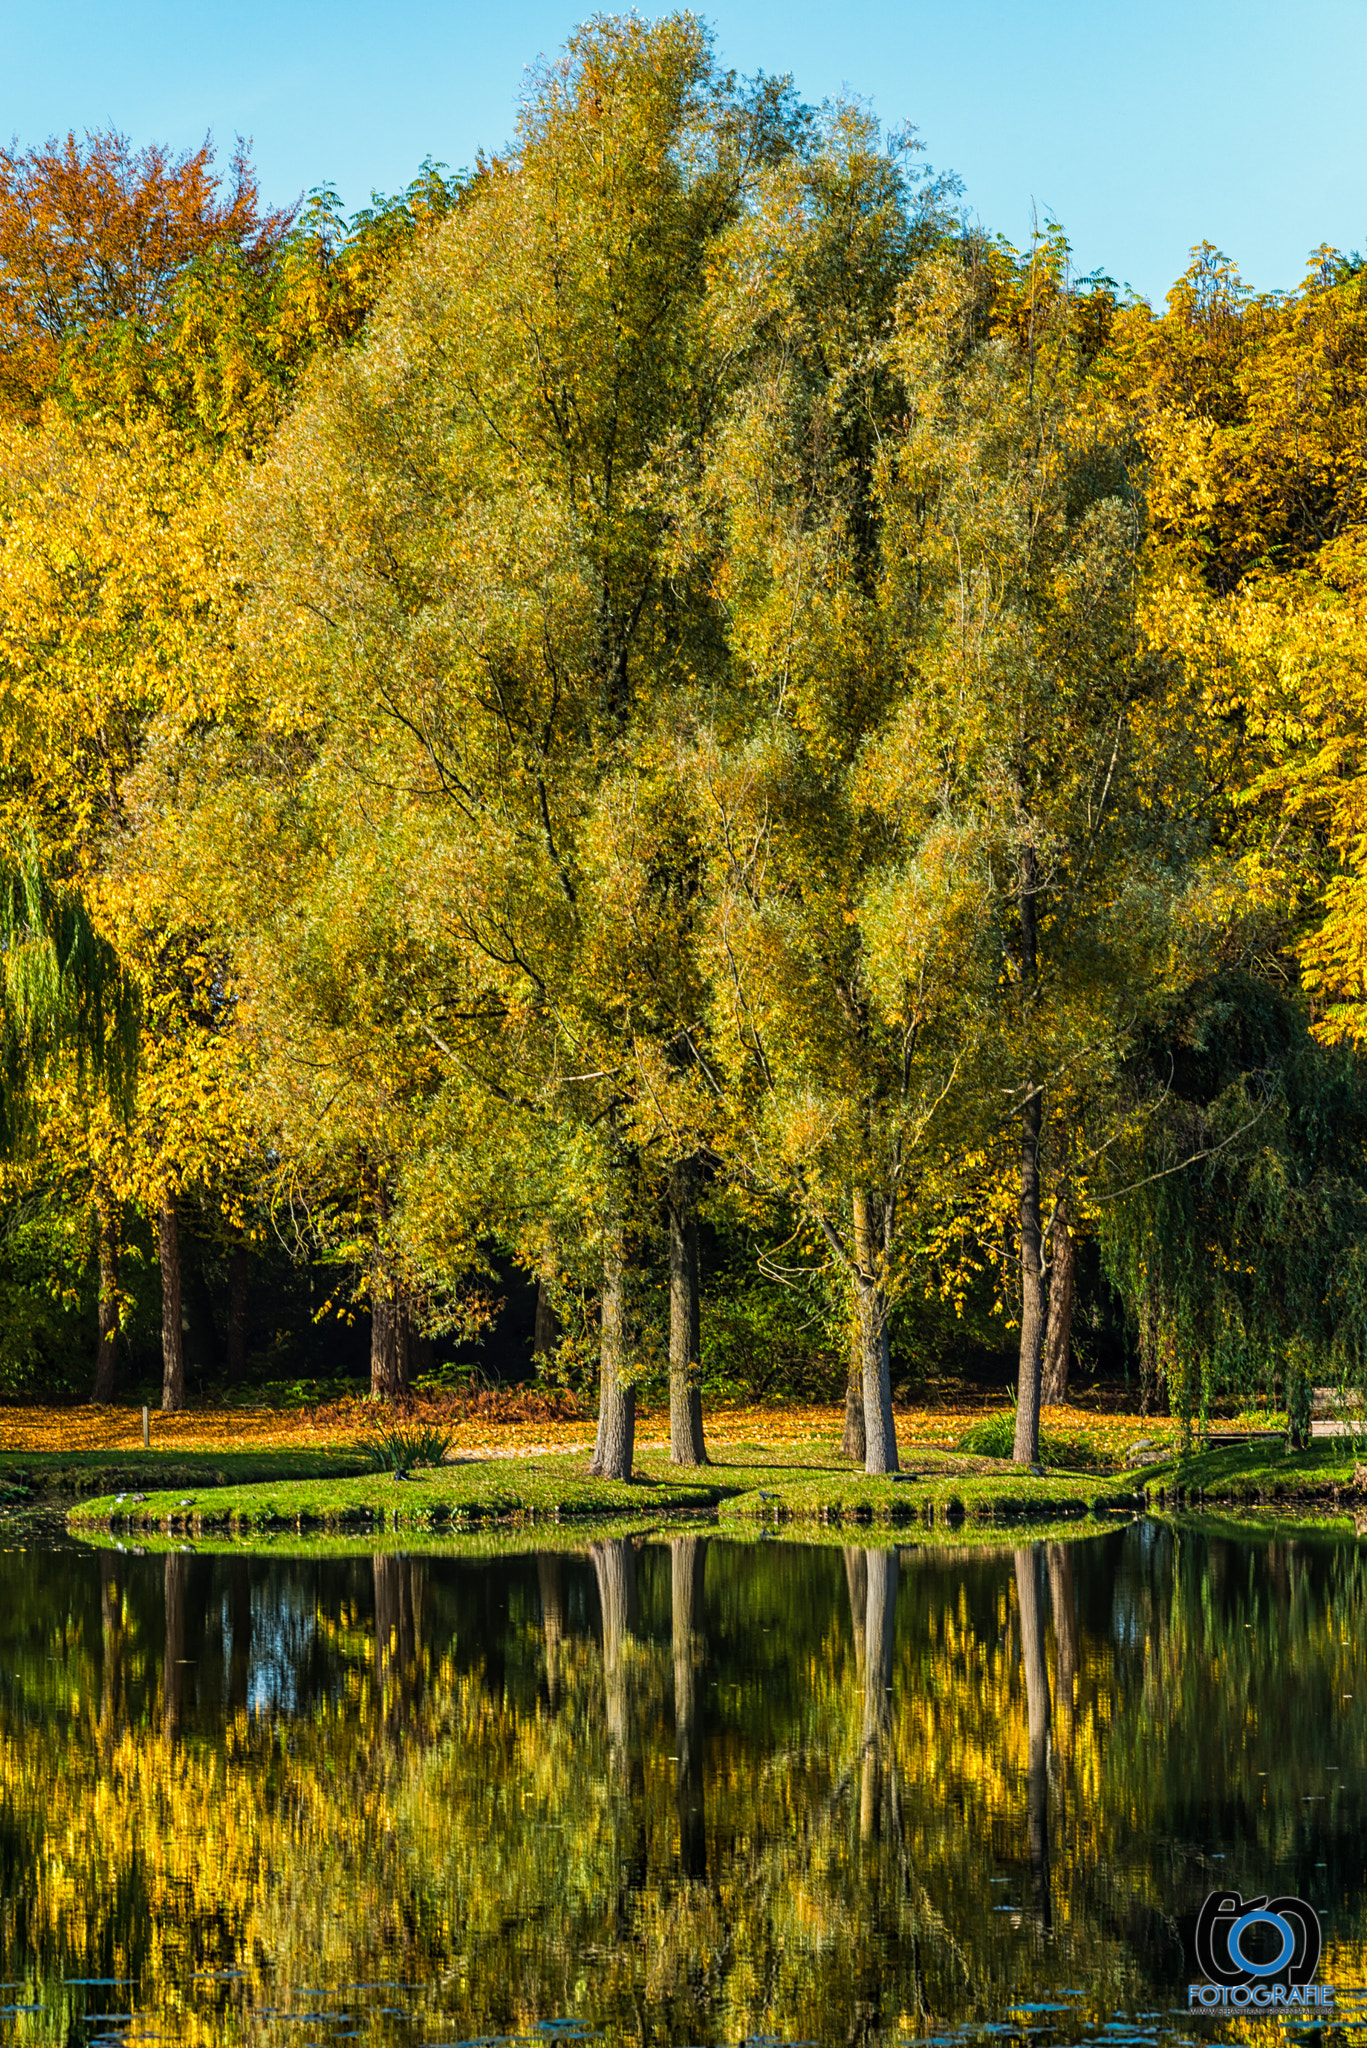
[590,1217,635,1480]
[860,1545,898,1843]
[1013,1085,1047,1464]
[1015,1545,1052,1930]
[1013,846,1047,1465]
[157,1197,185,1413]
[1041,1207,1075,1407]
[226,1243,249,1384]
[668,1158,707,1465]
[92,1196,119,1402]
[538,1554,565,1714]
[592,1536,638,1761]
[841,1318,866,1460]
[532,1276,560,1364]
[854,1187,899,1475]
[1286,1337,1313,1450]
[671,1536,707,1878]
[163,1551,186,1746]
[370,1279,410,1399]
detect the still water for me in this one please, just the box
[0,1518,1365,2047]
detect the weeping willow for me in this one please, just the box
[1098,972,1367,1446]
[0,837,139,1149]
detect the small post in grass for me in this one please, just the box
[142,1405,150,1448]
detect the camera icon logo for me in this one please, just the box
[1194,1891,1322,1988]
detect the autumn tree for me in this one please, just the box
[0,129,292,426]
[183,14,808,1463]
[683,106,969,1474]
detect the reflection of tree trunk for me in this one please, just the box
[590,1219,635,1480]
[100,1554,123,1744]
[842,1320,866,1460]
[538,1554,565,1714]
[228,1560,252,1712]
[158,1198,185,1412]
[844,1547,868,1683]
[592,1537,638,1761]
[672,1537,707,1878]
[373,1556,422,1735]
[163,1552,186,1745]
[226,1243,250,1383]
[853,1189,899,1475]
[594,1537,645,1902]
[92,1195,120,1402]
[1041,1209,1075,1407]
[667,1159,707,1466]
[1015,1545,1051,1930]
[860,1547,898,1844]
[1046,1543,1076,1751]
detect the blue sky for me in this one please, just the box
[3,0,1364,306]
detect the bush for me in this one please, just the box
[361,1422,455,1472]
[955,1409,1098,1469]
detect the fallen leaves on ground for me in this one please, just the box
[0,1395,1191,1462]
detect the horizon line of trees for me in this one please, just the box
[5,13,1367,1471]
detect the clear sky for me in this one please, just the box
[3,0,1364,307]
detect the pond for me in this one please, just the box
[0,1517,1365,2046]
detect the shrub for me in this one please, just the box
[361,1422,454,1472]
[955,1409,1097,1469]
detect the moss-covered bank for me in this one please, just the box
[1140,1433,1367,1509]
[67,1437,1146,1536]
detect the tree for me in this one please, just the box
[0,128,464,450]
[1105,247,1367,1046]
[0,841,137,1395]
[869,240,1232,1464]
[1039,1199,1076,1406]
[692,106,968,1475]
[1099,973,1367,1446]
[191,14,805,1466]
[0,129,291,426]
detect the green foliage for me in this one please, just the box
[701,1273,840,1402]
[0,1198,93,1393]
[953,1409,1098,1469]
[361,1421,455,1472]
[955,1410,1020,1459]
[1099,972,1367,1446]
[0,839,138,1151]
[4,16,1367,1439]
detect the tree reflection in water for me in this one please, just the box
[0,1522,1365,2042]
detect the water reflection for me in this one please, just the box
[0,1519,1365,2046]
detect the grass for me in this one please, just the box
[0,1445,368,1498]
[14,1392,1364,1539]
[1140,1432,1367,1507]
[66,1435,1146,1536]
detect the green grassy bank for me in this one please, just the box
[2,1445,368,1502]
[66,1437,1147,1536]
[1141,1433,1367,1508]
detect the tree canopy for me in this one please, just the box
[3,14,1367,1461]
